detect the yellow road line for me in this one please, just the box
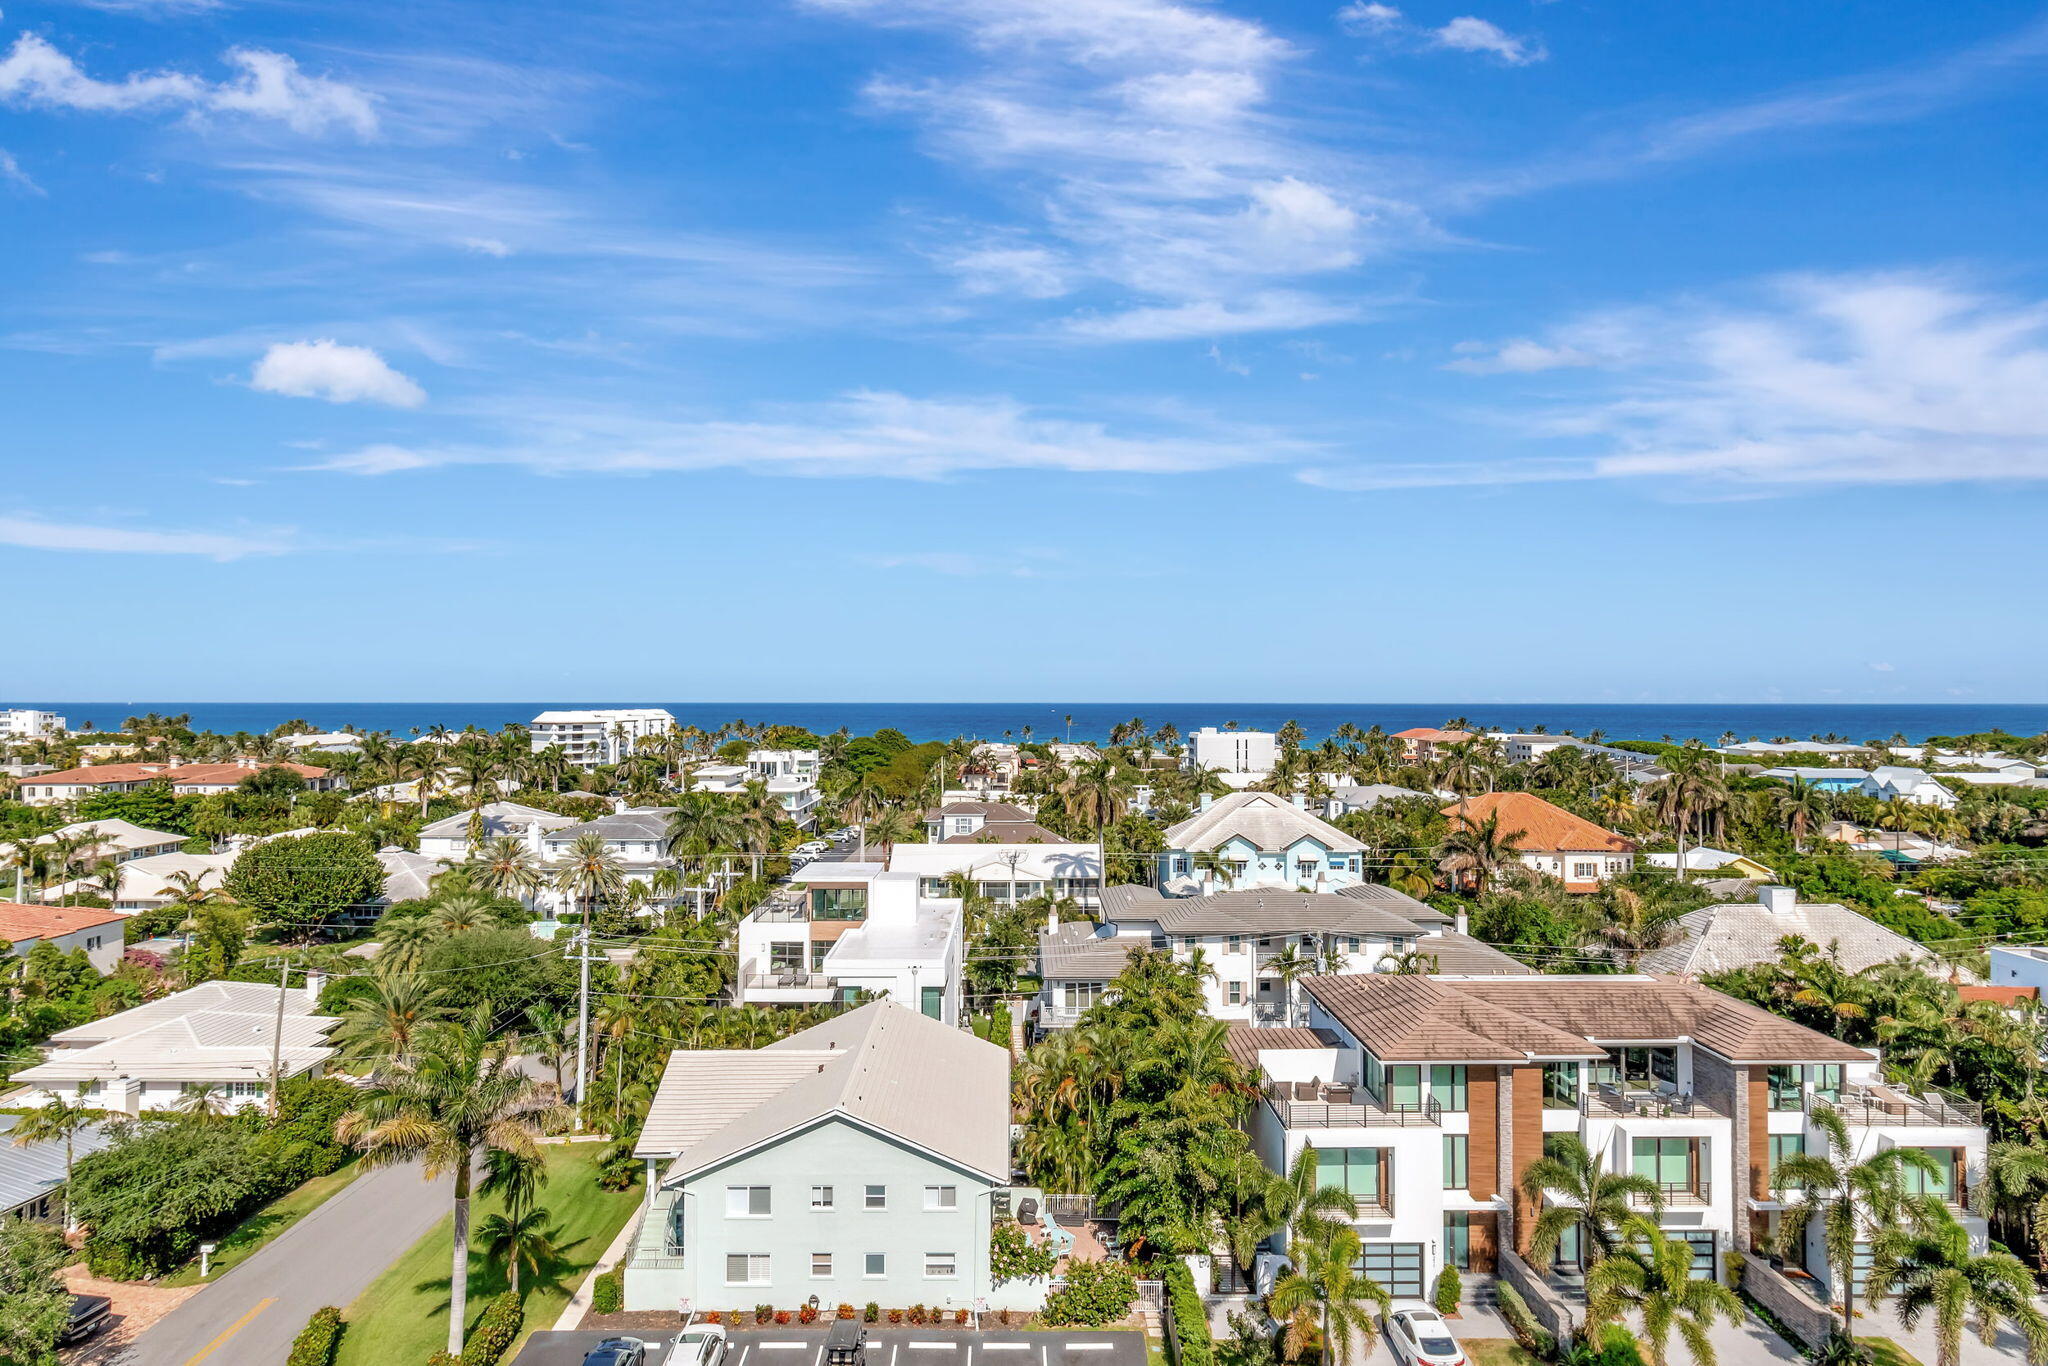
[182,1296,276,1366]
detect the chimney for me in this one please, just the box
[304,969,328,1003]
[1292,793,1306,810]
[1759,885,1797,916]
[1455,909,1469,936]
[1199,793,1213,811]
[1046,907,1060,932]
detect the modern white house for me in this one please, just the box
[277,731,365,753]
[623,1001,1041,1314]
[36,818,186,864]
[886,840,1103,910]
[1157,791,1369,893]
[1036,883,1523,1030]
[689,762,822,829]
[1187,728,1278,787]
[1987,945,2048,994]
[0,709,67,740]
[11,979,338,1115]
[417,801,580,861]
[531,708,677,768]
[0,902,125,975]
[1861,766,1960,808]
[1236,972,1988,1303]
[734,863,963,1024]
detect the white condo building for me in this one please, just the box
[531,709,677,768]
[0,710,67,740]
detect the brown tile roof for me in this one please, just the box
[1441,792,1636,854]
[942,821,1066,844]
[28,761,326,787]
[926,801,1034,820]
[1961,984,2039,1006]
[0,901,125,940]
[1305,971,1870,1065]
[1223,1024,1339,1070]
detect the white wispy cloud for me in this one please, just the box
[0,513,289,559]
[1431,17,1545,66]
[1335,3,1404,36]
[250,340,426,407]
[805,0,1425,340]
[0,33,376,136]
[304,389,1318,480]
[1344,271,2048,493]
[0,147,40,194]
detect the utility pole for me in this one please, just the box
[266,958,290,1121]
[574,922,592,1133]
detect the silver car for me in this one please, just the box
[1383,1305,1465,1366]
[672,1323,729,1366]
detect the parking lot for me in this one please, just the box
[509,1329,1147,1366]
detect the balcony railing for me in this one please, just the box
[753,897,810,923]
[1629,1181,1712,1208]
[629,1203,685,1271]
[1581,1085,1726,1121]
[744,967,832,992]
[1264,1081,1443,1128]
[1819,1084,1982,1129]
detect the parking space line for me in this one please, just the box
[736,1343,751,1366]
[759,1342,808,1350]
[1066,1344,1115,1352]
[983,1346,1030,1353]
[908,1342,957,1350]
[890,1342,900,1366]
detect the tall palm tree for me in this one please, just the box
[1436,811,1526,893]
[332,970,453,1064]
[1582,885,1687,971]
[1261,942,1317,1025]
[1274,1146,1358,1243]
[1521,1135,1664,1270]
[339,1019,568,1358]
[1773,778,1832,854]
[1268,1224,1391,1366]
[1868,1212,2048,1366]
[552,833,625,922]
[10,1086,98,1231]
[1772,1101,1946,1340]
[1189,848,1238,891]
[1583,1218,1742,1366]
[477,1146,554,1294]
[468,837,542,906]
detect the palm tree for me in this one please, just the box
[1866,1212,2048,1366]
[1772,1102,1946,1339]
[469,837,542,905]
[11,1086,98,1231]
[1268,1223,1392,1366]
[333,970,453,1064]
[172,1083,231,1120]
[553,834,625,922]
[1274,1147,1358,1243]
[1189,848,1238,891]
[477,1146,554,1294]
[1261,942,1318,1025]
[1436,811,1526,893]
[1521,1135,1664,1271]
[1583,1218,1742,1366]
[1582,885,1686,971]
[339,1019,568,1358]
[1773,778,1832,854]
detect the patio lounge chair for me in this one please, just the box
[1038,1205,1075,1256]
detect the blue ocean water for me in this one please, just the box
[17,702,2048,745]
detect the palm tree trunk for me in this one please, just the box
[449,1160,473,1357]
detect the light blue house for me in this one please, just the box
[1759,765,1869,794]
[1156,791,1369,892]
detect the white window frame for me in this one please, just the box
[924,1252,958,1278]
[864,1184,888,1210]
[812,1185,835,1210]
[1572,861,1599,880]
[727,1185,771,1218]
[812,1252,833,1278]
[725,1253,770,1286]
[924,1185,958,1211]
[864,1253,887,1278]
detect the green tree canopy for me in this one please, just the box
[224,830,384,930]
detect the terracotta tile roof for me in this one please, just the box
[1961,985,2039,1006]
[1441,792,1635,854]
[1306,971,1870,1065]
[27,761,326,787]
[1223,1024,1339,1070]
[0,901,125,940]
[1394,728,1471,743]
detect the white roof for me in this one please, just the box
[1647,847,1760,872]
[38,819,185,853]
[532,708,676,724]
[1163,791,1366,854]
[419,801,578,842]
[825,905,958,967]
[46,850,232,904]
[51,979,321,1044]
[22,980,338,1085]
[1639,899,1937,978]
[634,1001,1009,1181]
[884,842,1102,881]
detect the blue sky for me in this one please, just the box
[6,0,2048,703]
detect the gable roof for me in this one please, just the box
[419,802,579,841]
[635,1000,1009,1182]
[942,821,1066,844]
[1441,792,1635,854]
[37,818,184,852]
[1638,899,1936,978]
[0,1114,118,1213]
[0,901,124,942]
[1305,973,1601,1063]
[27,761,326,787]
[1038,921,1148,978]
[1163,791,1365,854]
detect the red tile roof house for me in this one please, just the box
[15,760,341,806]
[1392,726,1472,762]
[0,902,125,975]
[1442,791,1637,892]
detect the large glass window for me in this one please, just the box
[921,985,944,1020]
[1902,1148,1961,1202]
[1600,1046,1678,1089]
[810,887,868,921]
[1362,1051,1386,1104]
[1442,1135,1468,1190]
[1767,1066,1804,1111]
[1812,1065,1843,1104]
[1769,1135,1805,1190]
[1387,1065,1423,1112]
[1429,1065,1468,1112]
[1320,1147,1392,1210]
[1631,1138,1700,1195]
[1542,1062,1580,1109]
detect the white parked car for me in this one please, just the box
[672,1322,729,1366]
[796,840,830,854]
[1383,1305,1464,1366]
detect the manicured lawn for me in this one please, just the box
[1464,1343,1545,1366]
[160,1159,364,1287]
[335,1144,640,1365]
[1859,1340,1923,1366]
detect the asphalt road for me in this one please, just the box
[511,1329,1148,1366]
[118,1159,452,1366]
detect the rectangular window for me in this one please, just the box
[812,1253,833,1278]
[1060,982,1104,1012]
[1362,1051,1386,1105]
[924,1185,958,1210]
[1542,1062,1579,1109]
[812,1185,835,1210]
[1227,981,1244,1005]
[1443,1213,1471,1271]
[1388,1065,1423,1112]
[726,1254,769,1285]
[1769,1135,1805,1190]
[727,1186,771,1217]
[1572,861,1598,880]
[1603,1046,1678,1088]
[1767,1066,1804,1111]
[1429,1065,1467,1112]
[1442,1134,1468,1190]
[810,887,869,921]
[1322,1147,1392,1211]
[1812,1065,1843,1103]
[921,878,950,898]
[1226,935,1243,953]
[1902,1148,1962,1201]
[1631,1138,1701,1196]
[865,1253,886,1277]
[864,1184,887,1210]
[925,1252,958,1278]
[1342,937,1361,954]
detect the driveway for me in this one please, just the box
[118,1159,451,1366]
[512,1329,1148,1366]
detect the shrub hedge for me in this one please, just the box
[591,1264,625,1315]
[1432,1264,1461,1316]
[1161,1262,1213,1366]
[1042,1259,1137,1328]
[286,1306,344,1366]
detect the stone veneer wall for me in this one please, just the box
[1738,1251,1836,1351]
[1497,1249,1579,1344]
[1689,1046,1749,1251]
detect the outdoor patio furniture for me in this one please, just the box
[1038,1205,1075,1255]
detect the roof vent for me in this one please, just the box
[1758,885,1797,916]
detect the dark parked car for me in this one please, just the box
[825,1319,869,1366]
[59,1294,112,1346]
[581,1338,648,1366]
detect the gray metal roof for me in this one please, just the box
[545,809,676,843]
[0,1114,117,1216]
[420,802,579,841]
[636,1001,1010,1182]
[1162,792,1366,854]
[1109,885,1441,937]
